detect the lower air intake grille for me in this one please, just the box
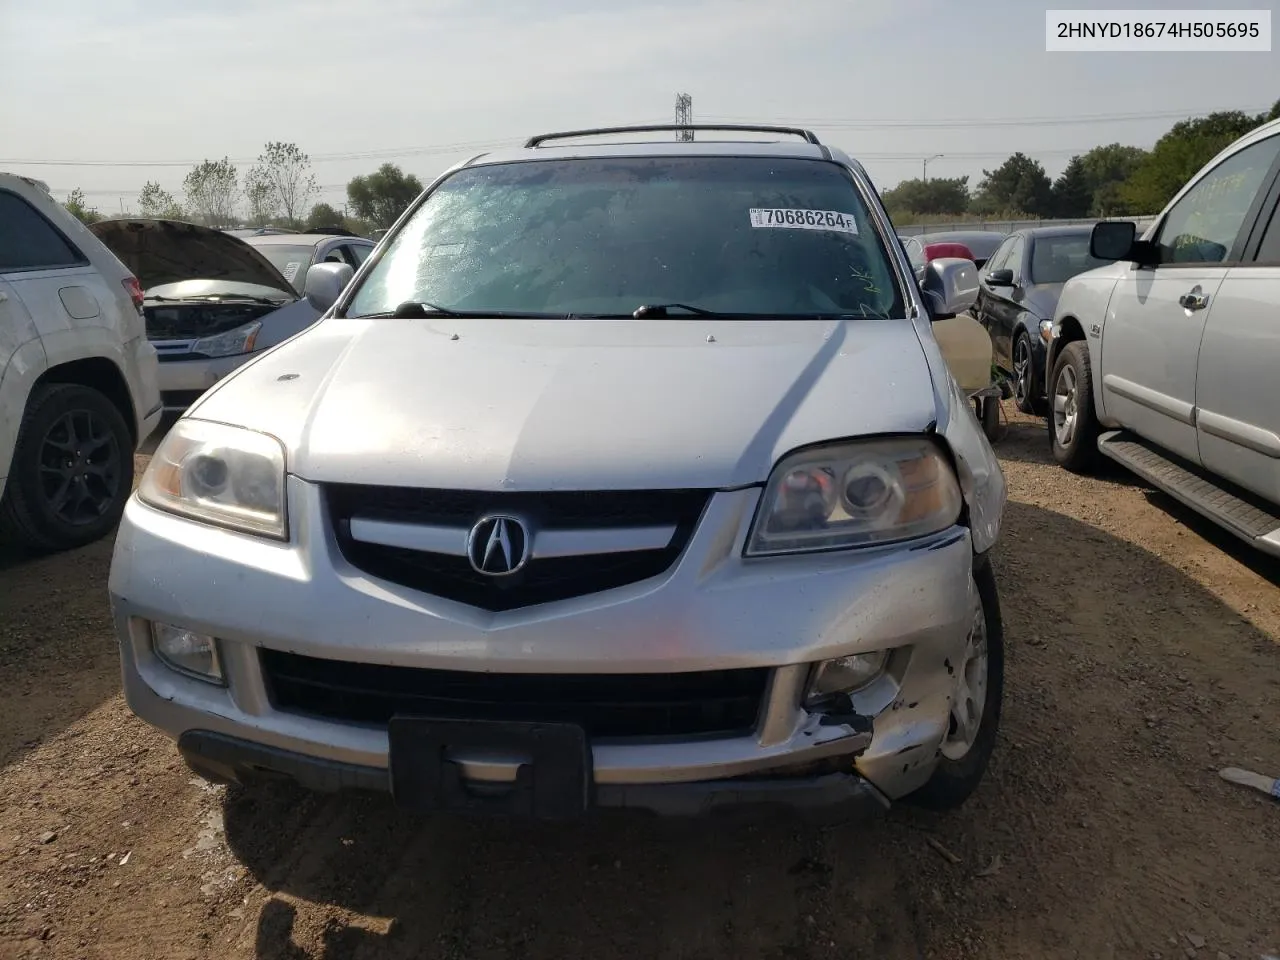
[260,649,768,740]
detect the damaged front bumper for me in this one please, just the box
[111,480,980,820]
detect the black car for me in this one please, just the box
[972,225,1116,415]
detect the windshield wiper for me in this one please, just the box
[147,294,286,306]
[631,302,729,318]
[351,301,575,320]
[388,300,464,318]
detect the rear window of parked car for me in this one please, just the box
[1028,234,1113,284]
[0,191,84,272]
[347,156,905,320]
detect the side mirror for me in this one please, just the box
[985,268,1015,287]
[921,257,978,320]
[1091,219,1143,258]
[303,262,354,312]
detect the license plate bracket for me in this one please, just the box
[388,717,590,819]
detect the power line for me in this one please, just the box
[0,138,519,169]
[0,118,673,169]
[699,105,1271,130]
[6,105,1263,170]
[49,146,1106,195]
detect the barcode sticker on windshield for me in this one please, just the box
[282,261,301,282]
[749,208,859,234]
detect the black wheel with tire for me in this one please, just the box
[1012,329,1046,416]
[1047,340,1100,474]
[979,395,1000,442]
[909,554,1005,811]
[0,383,134,552]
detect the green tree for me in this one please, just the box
[137,181,183,219]
[347,163,424,229]
[881,176,969,218]
[969,153,1053,217]
[1077,143,1148,215]
[306,202,344,230]
[251,142,317,225]
[63,188,102,224]
[243,166,280,227]
[183,158,240,226]
[1051,156,1092,218]
[1122,111,1266,213]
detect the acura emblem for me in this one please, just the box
[466,515,531,576]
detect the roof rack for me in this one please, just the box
[306,225,357,236]
[524,124,822,148]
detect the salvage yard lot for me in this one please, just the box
[1,410,1278,960]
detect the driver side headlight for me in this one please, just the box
[745,437,963,556]
[138,419,288,539]
[192,320,262,358]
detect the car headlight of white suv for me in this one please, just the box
[138,419,288,539]
[745,437,963,556]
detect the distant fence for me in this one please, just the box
[895,216,1158,236]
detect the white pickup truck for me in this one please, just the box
[0,174,162,552]
[1047,118,1280,555]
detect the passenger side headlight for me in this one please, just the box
[139,419,288,539]
[745,438,963,556]
[192,320,262,358]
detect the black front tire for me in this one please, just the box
[1047,340,1100,474]
[1013,330,1047,416]
[0,383,134,553]
[909,555,1005,811]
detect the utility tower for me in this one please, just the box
[675,93,693,141]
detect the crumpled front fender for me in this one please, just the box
[914,315,1007,555]
[939,374,1006,554]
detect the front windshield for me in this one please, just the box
[346,156,904,319]
[247,243,316,292]
[1028,234,1114,284]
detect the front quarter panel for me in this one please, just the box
[914,314,1007,555]
[1050,269,1121,420]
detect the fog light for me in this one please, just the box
[806,651,888,706]
[1039,319,1054,343]
[151,622,223,683]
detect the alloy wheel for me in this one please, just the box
[1053,363,1078,448]
[940,589,990,762]
[37,410,123,526]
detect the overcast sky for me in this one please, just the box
[1,0,1274,215]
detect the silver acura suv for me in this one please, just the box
[109,124,1008,820]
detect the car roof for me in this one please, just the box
[1016,224,1094,239]
[0,172,53,194]
[919,230,1007,242]
[467,138,837,168]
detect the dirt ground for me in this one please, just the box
[1,407,1278,960]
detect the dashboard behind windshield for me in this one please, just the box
[346,156,905,320]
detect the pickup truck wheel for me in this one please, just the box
[908,556,1004,811]
[0,383,134,553]
[1048,340,1100,473]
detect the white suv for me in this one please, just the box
[1049,118,1280,555]
[0,174,162,551]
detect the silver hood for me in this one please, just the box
[189,317,940,490]
[88,218,295,294]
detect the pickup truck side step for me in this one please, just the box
[1097,430,1280,546]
